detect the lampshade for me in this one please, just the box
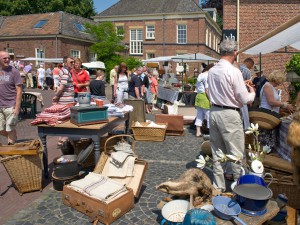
[176,65,184,73]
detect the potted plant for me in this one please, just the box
[285,54,300,104]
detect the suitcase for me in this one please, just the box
[155,114,184,136]
[62,135,148,225]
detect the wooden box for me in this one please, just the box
[70,106,108,126]
[155,114,184,136]
[62,135,148,225]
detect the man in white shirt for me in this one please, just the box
[208,39,255,192]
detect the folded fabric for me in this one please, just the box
[70,172,126,200]
[107,156,136,178]
[44,104,69,113]
[110,151,133,168]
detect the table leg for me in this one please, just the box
[39,135,49,179]
[92,135,101,164]
[125,116,129,134]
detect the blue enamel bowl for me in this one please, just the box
[237,174,267,187]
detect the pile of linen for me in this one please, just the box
[31,104,71,126]
[69,172,127,201]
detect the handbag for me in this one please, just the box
[248,107,281,130]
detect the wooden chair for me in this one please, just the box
[21,93,37,118]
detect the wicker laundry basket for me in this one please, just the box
[0,140,44,195]
[131,121,167,142]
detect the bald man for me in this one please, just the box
[0,51,22,144]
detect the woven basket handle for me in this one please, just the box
[103,134,136,156]
[277,175,294,184]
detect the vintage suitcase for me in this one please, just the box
[155,114,184,136]
[62,135,148,225]
[70,106,108,126]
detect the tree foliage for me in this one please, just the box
[0,0,96,18]
[200,0,223,29]
[85,22,142,81]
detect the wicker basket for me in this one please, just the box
[0,140,43,195]
[265,169,300,209]
[94,134,136,173]
[131,121,167,142]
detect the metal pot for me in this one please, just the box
[52,172,78,191]
[233,174,273,216]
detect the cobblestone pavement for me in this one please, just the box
[1,86,215,225]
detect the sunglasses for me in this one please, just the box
[69,61,74,64]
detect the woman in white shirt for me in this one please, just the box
[259,70,294,150]
[114,62,129,103]
[37,64,46,90]
[194,63,215,137]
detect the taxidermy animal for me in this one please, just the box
[156,168,218,207]
[287,92,300,187]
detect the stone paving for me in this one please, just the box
[3,125,212,225]
[0,86,214,225]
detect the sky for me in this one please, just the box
[93,0,119,13]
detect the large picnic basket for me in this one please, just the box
[264,154,300,209]
[0,140,43,195]
[131,121,167,142]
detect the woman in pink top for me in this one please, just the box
[151,70,159,110]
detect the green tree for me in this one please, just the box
[0,0,95,18]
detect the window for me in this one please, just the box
[130,29,143,55]
[177,25,187,44]
[74,22,86,32]
[35,48,45,66]
[146,25,155,39]
[7,48,14,60]
[206,29,209,46]
[147,53,155,59]
[33,20,48,28]
[89,53,97,62]
[209,31,212,48]
[71,50,80,59]
[116,26,124,37]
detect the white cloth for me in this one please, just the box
[70,172,126,201]
[107,156,136,178]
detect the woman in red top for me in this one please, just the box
[71,58,90,98]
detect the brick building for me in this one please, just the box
[93,0,221,73]
[0,11,97,67]
[223,0,300,74]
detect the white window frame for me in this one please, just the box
[130,29,143,55]
[206,29,209,46]
[89,53,97,62]
[146,25,155,39]
[71,49,80,59]
[147,53,155,59]
[209,31,212,48]
[177,25,187,44]
[116,26,124,37]
[35,48,45,66]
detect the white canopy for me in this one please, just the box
[22,57,63,63]
[142,56,175,63]
[171,53,219,62]
[239,14,300,55]
[82,61,105,69]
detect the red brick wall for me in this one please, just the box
[113,16,221,76]
[0,37,92,68]
[223,0,300,74]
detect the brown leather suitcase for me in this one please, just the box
[155,114,184,136]
[62,135,148,225]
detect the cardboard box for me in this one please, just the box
[62,159,148,225]
[155,114,184,136]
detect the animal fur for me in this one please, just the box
[156,168,219,206]
[287,92,300,187]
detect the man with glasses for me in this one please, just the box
[0,51,23,144]
[52,56,75,104]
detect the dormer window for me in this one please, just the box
[33,20,48,28]
[74,22,86,32]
